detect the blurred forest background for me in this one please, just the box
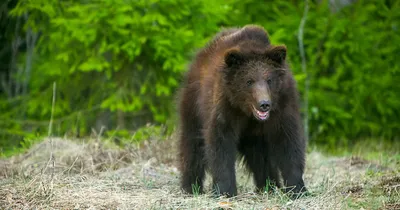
[0,0,399,156]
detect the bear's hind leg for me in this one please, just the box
[179,129,206,194]
[178,87,206,195]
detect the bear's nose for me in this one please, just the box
[259,100,271,112]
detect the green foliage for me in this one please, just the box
[0,133,42,157]
[10,0,228,118]
[105,124,167,146]
[0,0,399,154]
[0,0,230,152]
[227,0,400,146]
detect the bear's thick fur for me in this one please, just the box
[178,25,307,197]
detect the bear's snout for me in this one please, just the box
[259,100,271,112]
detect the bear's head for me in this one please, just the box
[222,45,288,121]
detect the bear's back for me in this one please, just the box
[191,25,271,82]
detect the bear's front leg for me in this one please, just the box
[279,141,307,196]
[278,114,308,198]
[205,122,238,197]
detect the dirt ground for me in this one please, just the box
[0,137,399,209]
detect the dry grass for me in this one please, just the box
[0,137,399,209]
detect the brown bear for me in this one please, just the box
[178,25,307,197]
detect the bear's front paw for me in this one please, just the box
[212,183,237,198]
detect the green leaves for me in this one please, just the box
[302,0,400,143]
[3,0,230,143]
[227,0,400,145]
[1,0,399,153]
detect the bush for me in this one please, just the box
[227,0,400,146]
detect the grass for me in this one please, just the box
[0,136,399,209]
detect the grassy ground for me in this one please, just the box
[0,136,399,209]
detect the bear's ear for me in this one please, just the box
[277,69,286,77]
[266,45,287,64]
[224,50,245,67]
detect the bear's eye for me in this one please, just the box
[246,79,254,86]
[267,78,272,85]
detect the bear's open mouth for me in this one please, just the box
[252,106,269,121]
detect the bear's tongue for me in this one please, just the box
[256,109,269,120]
